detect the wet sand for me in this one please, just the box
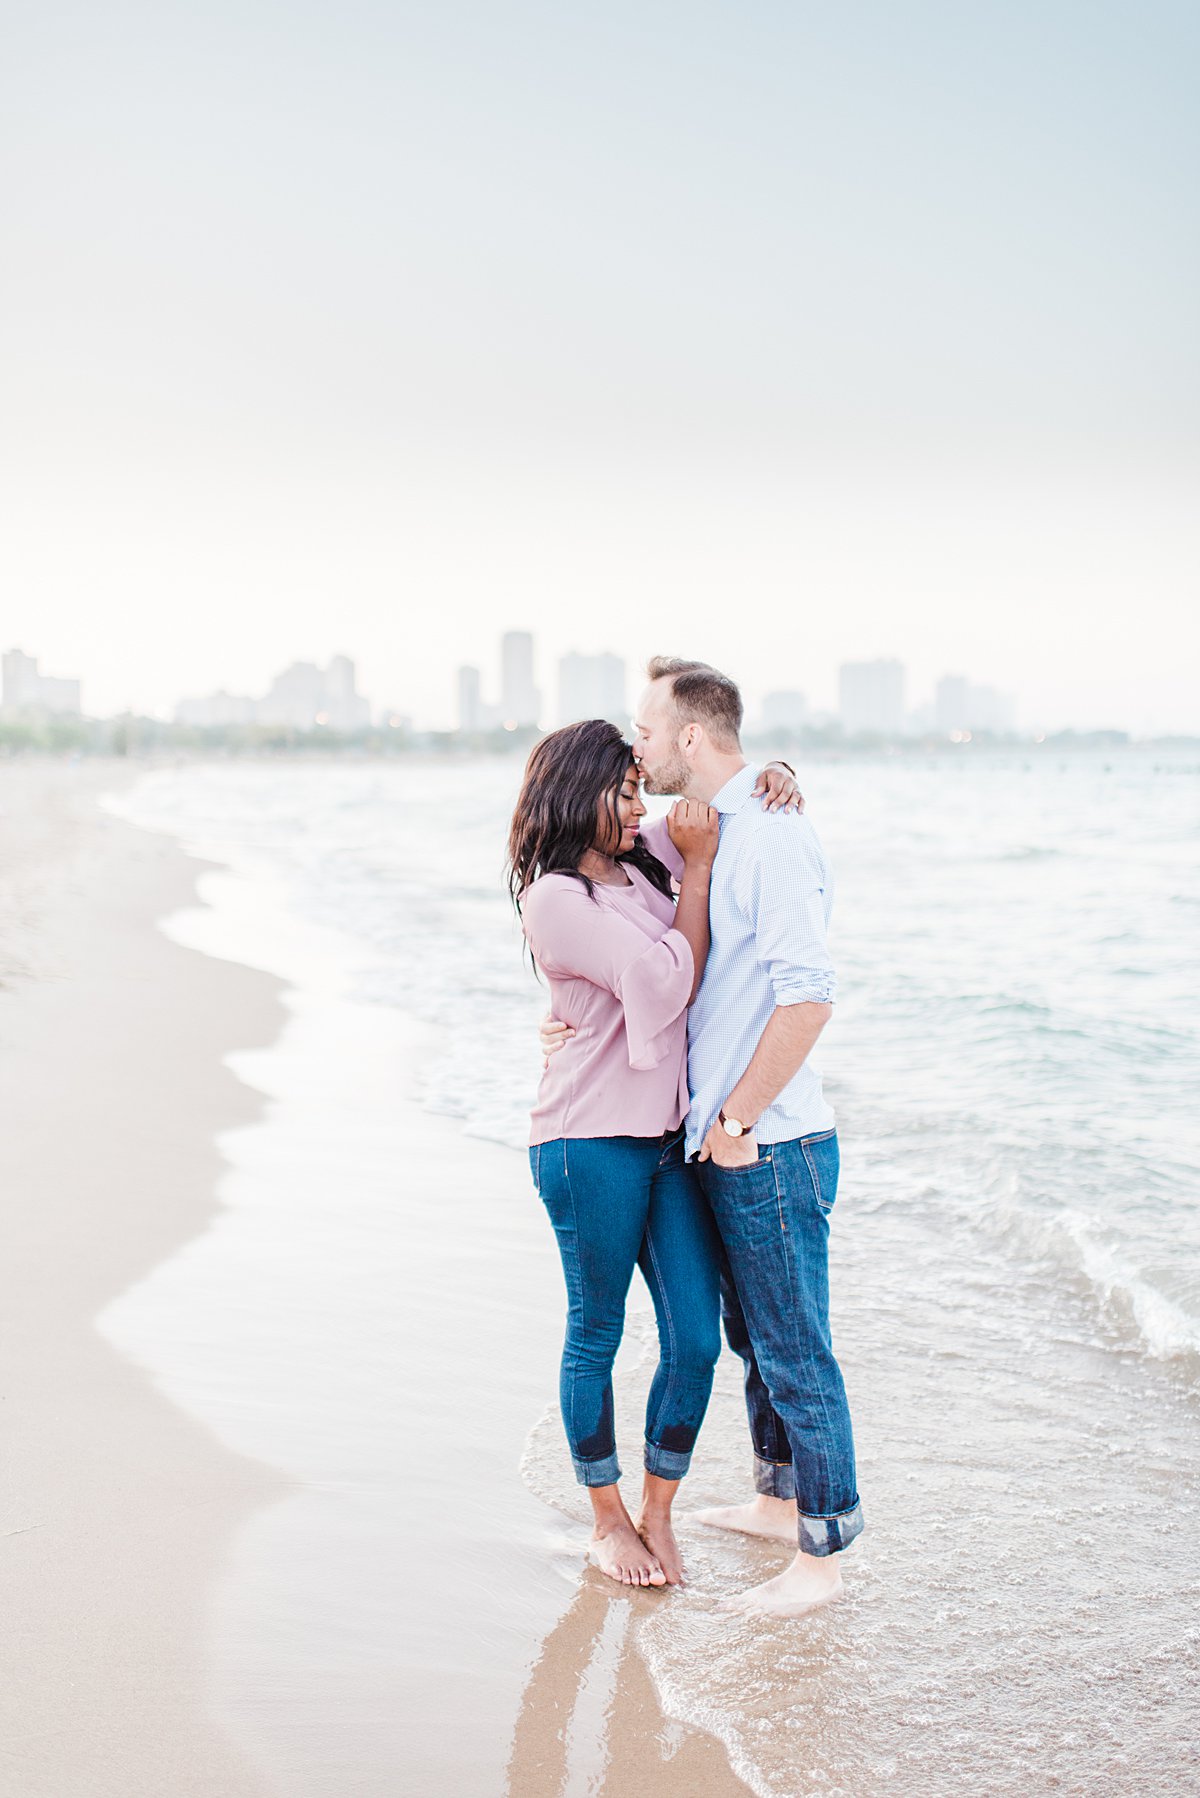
[0,758,287,1798]
[0,757,752,1798]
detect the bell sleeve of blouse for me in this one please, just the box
[521,877,694,1071]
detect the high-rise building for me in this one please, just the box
[175,690,259,727]
[760,689,809,733]
[935,675,1015,735]
[1,647,82,717]
[934,675,969,734]
[457,665,484,733]
[838,659,906,736]
[500,631,540,728]
[456,665,489,733]
[175,657,386,733]
[557,652,627,726]
[258,662,328,728]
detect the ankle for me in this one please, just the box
[755,1494,796,1514]
[793,1549,843,1579]
[591,1510,634,1537]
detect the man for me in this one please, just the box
[544,657,863,1617]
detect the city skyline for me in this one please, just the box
[0,608,1190,737]
[2,4,1196,738]
[3,630,1144,745]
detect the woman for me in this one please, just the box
[507,719,722,1589]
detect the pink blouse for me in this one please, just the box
[520,865,693,1145]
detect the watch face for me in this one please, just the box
[722,1117,743,1137]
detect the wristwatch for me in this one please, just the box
[718,1108,750,1138]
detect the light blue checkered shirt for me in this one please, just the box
[642,763,837,1157]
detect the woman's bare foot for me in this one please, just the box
[635,1508,685,1585]
[588,1518,667,1587]
[720,1550,844,1618]
[693,1494,797,1543]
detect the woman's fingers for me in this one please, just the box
[539,1016,574,1057]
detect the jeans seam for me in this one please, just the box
[641,1220,680,1460]
[800,1136,822,1209]
[801,1135,834,1214]
[781,1149,841,1513]
[561,1141,610,1474]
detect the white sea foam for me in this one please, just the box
[1056,1207,1200,1362]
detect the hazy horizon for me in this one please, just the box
[3,1,1196,733]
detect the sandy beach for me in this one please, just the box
[0,758,752,1798]
[4,752,1198,1798]
[0,759,288,1798]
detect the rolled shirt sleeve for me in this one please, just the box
[521,876,694,1069]
[742,820,837,1007]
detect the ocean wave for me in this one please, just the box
[1055,1208,1200,1367]
[980,1190,1200,1372]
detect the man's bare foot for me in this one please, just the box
[635,1508,685,1585]
[589,1519,668,1587]
[693,1495,797,1543]
[720,1550,844,1619]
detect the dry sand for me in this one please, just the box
[0,756,752,1798]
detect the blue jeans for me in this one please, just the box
[698,1130,864,1556]
[530,1130,723,1487]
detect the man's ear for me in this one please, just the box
[682,722,702,757]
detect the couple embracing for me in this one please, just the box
[506,657,862,1620]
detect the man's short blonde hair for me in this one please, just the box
[646,657,743,749]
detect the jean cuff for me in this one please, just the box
[644,1440,692,1480]
[798,1498,864,1557]
[573,1451,621,1488]
[753,1452,796,1500]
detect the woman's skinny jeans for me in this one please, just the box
[529,1128,722,1487]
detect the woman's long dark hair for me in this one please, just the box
[506,719,674,911]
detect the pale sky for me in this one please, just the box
[2,1,1197,732]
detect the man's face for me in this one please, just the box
[632,680,691,795]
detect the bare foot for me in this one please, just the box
[589,1520,667,1587]
[720,1550,844,1619]
[693,1495,797,1543]
[635,1509,685,1586]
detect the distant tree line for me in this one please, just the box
[2,716,1192,760]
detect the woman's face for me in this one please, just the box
[594,759,646,856]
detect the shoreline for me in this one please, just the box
[0,758,290,1798]
[10,752,1196,1796]
[0,758,754,1797]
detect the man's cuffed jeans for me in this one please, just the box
[699,1129,864,1557]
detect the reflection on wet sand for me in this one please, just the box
[506,1575,753,1798]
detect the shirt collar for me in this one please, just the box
[709,762,760,816]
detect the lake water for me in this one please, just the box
[102,749,1200,1797]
